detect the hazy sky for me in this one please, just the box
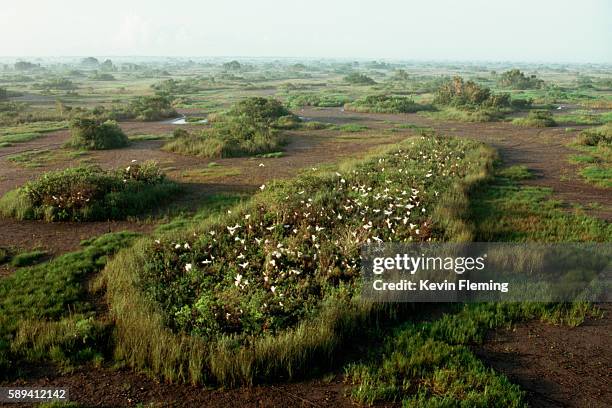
[1,0,610,62]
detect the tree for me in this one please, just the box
[223,60,242,71]
[344,72,376,85]
[498,69,544,89]
[81,57,100,67]
[14,61,39,71]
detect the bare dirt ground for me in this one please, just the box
[1,368,361,408]
[475,304,612,408]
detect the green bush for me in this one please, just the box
[576,124,612,146]
[434,77,511,109]
[344,73,376,85]
[286,93,348,109]
[0,162,178,221]
[69,118,129,150]
[163,97,291,158]
[345,95,432,114]
[128,95,177,121]
[498,69,544,89]
[512,110,557,127]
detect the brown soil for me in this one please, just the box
[1,368,362,408]
[474,304,612,408]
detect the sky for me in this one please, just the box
[1,0,610,63]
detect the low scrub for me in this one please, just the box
[498,69,544,90]
[512,110,557,127]
[68,118,129,150]
[286,93,348,108]
[343,73,376,85]
[103,136,497,386]
[163,97,291,158]
[345,95,432,114]
[434,77,512,110]
[576,124,612,146]
[0,162,179,221]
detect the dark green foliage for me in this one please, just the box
[346,94,432,113]
[344,73,376,85]
[498,69,544,89]
[0,87,7,101]
[89,72,115,81]
[223,60,242,71]
[14,61,39,71]
[128,95,177,121]
[0,162,178,221]
[226,97,291,124]
[69,118,129,150]
[164,97,291,158]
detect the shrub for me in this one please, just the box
[345,95,432,114]
[344,73,376,85]
[498,69,544,89]
[576,124,612,146]
[434,76,511,109]
[163,97,292,158]
[128,95,177,121]
[512,110,557,127]
[69,118,129,150]
[0,88,7,101]
[286,93,348,109]
[0,162,178,221]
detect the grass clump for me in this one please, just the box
[286,93,348,108]
[343,73,376,85]
[10,250,48,267]
[163,97,292,158]
[345,94,432,114]
[68,118,129,150]
[570,124,611,188]
[0,161,179,221]
[0,232,139,375]
[512,110,557,127]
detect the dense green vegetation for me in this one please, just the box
[344,73,376,85]
[163,97,291,158]
[103,136,497,386]
[498,69,544,89]
[568,124,611,187]
[345,95,432,113]
[0,162,179,221]
[68,118,129,150]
